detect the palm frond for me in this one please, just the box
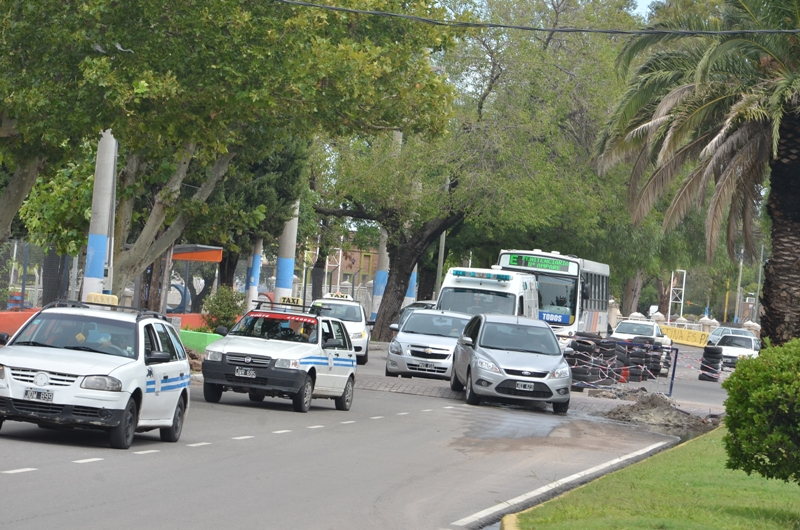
[660,88,738,163]
[661,158,712,232]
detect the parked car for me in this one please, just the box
[716,334,760,367]
[202,307,356,412]
[450,314,571,413]
[0,301,190,449]
[707,326,757,346]
[386,310,471,380]
[393,300,437,328]
[610,320,673,348]
[309,294,372,365]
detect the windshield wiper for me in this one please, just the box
[13,341,56,348]
[65,345,106,354]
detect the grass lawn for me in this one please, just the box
[512,427,800,530]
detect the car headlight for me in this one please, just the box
[81,375,122,391]
[351,331,366,340]
[552,365,571,379]
[389,341,405,356]
[275,358,300,369]
[205,349,223,362]
[0,364,5,379]
[477,359,500,373]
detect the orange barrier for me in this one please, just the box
[0,310,39,335]
[168,313,207,330]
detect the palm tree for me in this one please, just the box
[596,0,800,344]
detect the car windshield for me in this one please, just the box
[479,322,560,355]
[438,288,515,316]
[731,329,755,337]
[229,312,318,343]
[309,302,362,322]
[401,313,470,338]
[12,313,137,358]
[615,322,655,336]
[718,336,754,349]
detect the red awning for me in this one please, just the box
[172,244,223,263]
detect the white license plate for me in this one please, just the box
[24,388,54,402]
[515,382,535,391]
[234,366,256,378]
[419,362,435,369]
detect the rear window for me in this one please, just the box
[310,302,363,322]
[615,322,655,336]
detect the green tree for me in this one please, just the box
[597,0,800,343]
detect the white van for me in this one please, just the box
[436,267,539,318]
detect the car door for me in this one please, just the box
[456,316,480,382]
[138,324,173,421]
[329,319,355,389]
[315,319,339,393]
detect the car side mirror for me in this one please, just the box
[146,351,172,365]
[215,326,228,337]
[563,347,574,355]
[389,323,399,332]
[367,320,375,328]
[323,338,343,349]
[461,336,473,347]
[0,332,8,346]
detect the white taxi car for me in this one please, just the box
[309,293,373,365]
[0,302,190,449]
[201,307,356,412]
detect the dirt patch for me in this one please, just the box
[600,391,721,439]
[187,348,202,372]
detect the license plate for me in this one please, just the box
[419,362,435,370]
[515,382,535,391]
[24,388,54,402]
[234,366,256,379]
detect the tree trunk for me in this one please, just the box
[311,253,327,300]
[41,246,65,306]
[656,276,670,316]
[187,263,217,313]
[0,158,44,244]
[0,242,12,309]
[622,271,643,316]
[416,262,437,301]
[761,124,800,344]
[219,252,239,288]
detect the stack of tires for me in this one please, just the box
[597,340,629,382]
[699,345,723,381]
[627,346,648,382]
[566,339,601,383]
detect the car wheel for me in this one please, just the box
[465,370,481,406]
[292,374,314,413]
[335,377,354,411]
[109,398,137,449]
[449,366,464,391]
[553,400,569,414]
[203,382,223,403]
[160,398,185,443]
[357,348,368,365]
[248,391,265,402]
[0,418,4,432]
[385,364,398,377]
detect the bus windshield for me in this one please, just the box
[437,288,515,316]
[537,275,577,325]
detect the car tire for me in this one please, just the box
[292,374,314,413]
[703,345,723,356]
[248,391,265,402]
[160,398,185,443]
[109,398,137,450]
[384,365,397,377]
[0,419,4,432]
[552,400,569,414]
[335,377,354,411]
[465,370,481,406]
[203,382,223,403]
[450,367,464,391]
[357,348,368,365]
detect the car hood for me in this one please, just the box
[0,345,136,375]
[208,336,319,359]
[481,348,563,372]
[611,332,671,345]
[395,333,459,351]
[718,345,758,358]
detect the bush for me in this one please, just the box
[722,338,800,485]
[202,286,245,331]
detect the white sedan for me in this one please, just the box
[610,320,673,348]
[716,335,760,367]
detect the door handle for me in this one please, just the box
[348,354,353,358]
[334,353,340,357]
[163,375,169,380]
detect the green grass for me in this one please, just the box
[515,428,800,530]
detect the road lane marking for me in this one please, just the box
[443,406,455,409]
[340,421,356,424]
[133,450,160,455]
[370,416,384,419]
[2,468,36,474]
[187,442,211,447]
[307,425,324,429]
[422,409,432,412]
[397,412,409,415]
[232,436,254,440]
[73,458,104,464]
[272,430,292,434]
[451,441,670,527]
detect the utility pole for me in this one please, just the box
[753,244,765,323]
[733,254,744,323]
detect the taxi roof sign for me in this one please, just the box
[323,293,354,300]
[451,269,512,281]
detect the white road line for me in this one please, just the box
[422,409,432,412]
[451,441,670,527]
[73,458,104,464]
[307,425,324,429]
[443,406,455,409]
[370,416,384,419]
[2,468,37,474]
[272,430,292,434]
[340,421,356,424]
[397,412,409,415]
[187,442,212,447]
[232,436,254,440]
[133,450,160,455]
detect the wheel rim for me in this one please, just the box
[174,403,184,434]
[344,380,353,407]
[124,404,135,443]
[303,380,313,408]
[466,373,472,399]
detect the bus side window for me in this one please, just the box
[518,296,525,316]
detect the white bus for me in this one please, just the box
[436,267,539,318]
[496,249,610,343]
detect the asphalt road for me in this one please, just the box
[0,342,723,530]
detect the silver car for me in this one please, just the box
[386,310,471,380]
[450,314,572,413]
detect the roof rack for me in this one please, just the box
[253,299,309,312]
[41,300,169,322]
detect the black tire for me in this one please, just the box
[109,398,137,449]
[465,370,481,405]
[335,377,354,411]
[292,374,314,413]
[248,391,265,402]
[203,382,223,403]
[699,372,719,382]
[450,366,464,391]
[571,373,592,382]
[703,351,723,360]
[570,366,591,375]
[357,348,368,365]
[552,400,570,414]
[160,398,185,443]
[704,345,723,356]
[384,365,397,378]
[0,418,4,432]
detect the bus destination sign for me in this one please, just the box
[505,254,573,273]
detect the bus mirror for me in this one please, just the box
[582,285,590,299]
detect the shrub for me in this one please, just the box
[722,338,800,485]
[202,286,245,331]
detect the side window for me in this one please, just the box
[330,321,352,350]
[155,323,179,361]
[143,325,157,356]
[165,325,187,360]
[321,320,334,344]
[518,296,525,316]
[468,317,482,343]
